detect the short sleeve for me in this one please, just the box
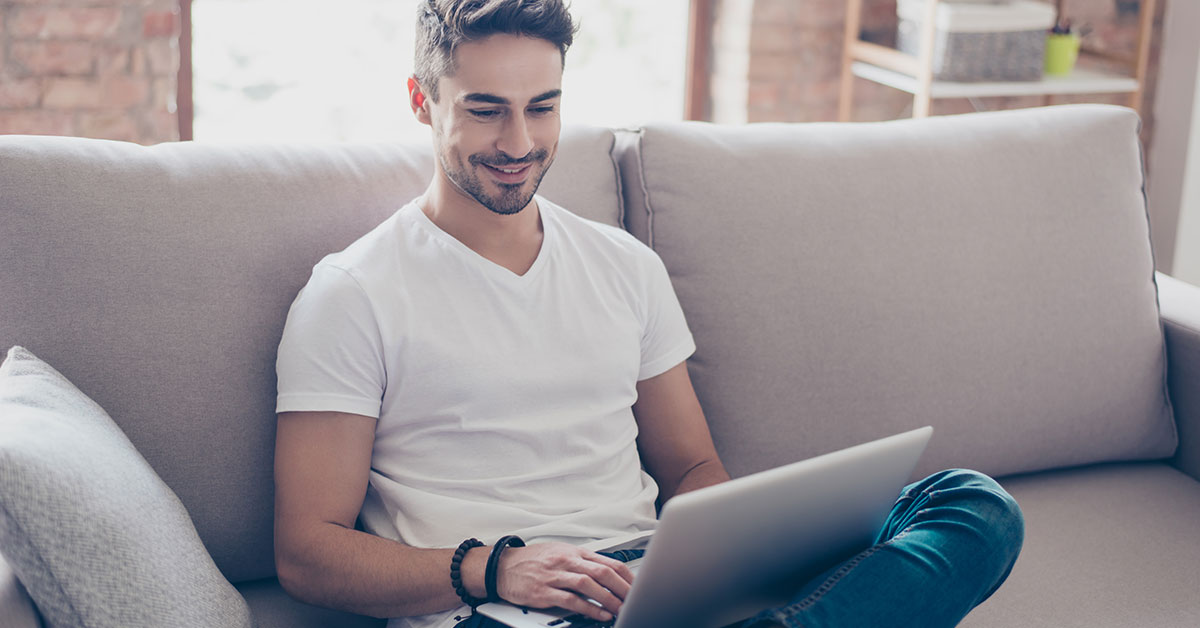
[637,250,696,381]
[276,264,386,418]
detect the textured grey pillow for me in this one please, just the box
[0,346,253,628]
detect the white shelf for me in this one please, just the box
[851,61,1140,99]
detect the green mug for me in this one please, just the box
[1045,33,1081,75]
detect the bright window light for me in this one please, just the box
[192,0,689,142]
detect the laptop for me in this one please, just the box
[478,426,934,628]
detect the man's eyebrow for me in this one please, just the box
[462,93,508,105]
[530,89,562,103]
[461,89,562,105]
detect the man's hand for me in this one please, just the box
[496,542,635,622]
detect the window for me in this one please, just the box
[192,0,689,142]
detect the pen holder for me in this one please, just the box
[1044,33,1081,75]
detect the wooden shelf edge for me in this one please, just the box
[850,61,1140,99]
[850,41,920,77]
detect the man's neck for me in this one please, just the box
[418,181,545,276]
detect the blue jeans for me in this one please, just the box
[455,469,1024,628]
[741,468,1024,627]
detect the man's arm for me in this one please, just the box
[274,411,632,621]
[274,411,477,618]
[633,362,731,505]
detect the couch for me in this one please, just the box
[1,104,1198,627]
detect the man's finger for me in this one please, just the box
[585,552,636,585]
[576,559,632,601]
[549,571,623,616]
[547,589,614,623]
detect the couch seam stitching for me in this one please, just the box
[633,128,654,249]
[1133,107,1180,453]
[606,128,626,231]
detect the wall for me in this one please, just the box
[0,0,180,144]
[1149,0,1200,281]
[1170,48,1200,284]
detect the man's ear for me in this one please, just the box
[407,77,432,125]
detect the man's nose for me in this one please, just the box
[497,113,534,159]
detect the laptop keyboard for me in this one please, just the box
[547,614,614,627]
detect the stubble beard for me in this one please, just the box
[441,149,554,216]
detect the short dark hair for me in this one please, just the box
[414,0,578,102]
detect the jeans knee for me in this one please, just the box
[922,469,1025,565]
[957,470,1024,602]
[992,481,1024,570]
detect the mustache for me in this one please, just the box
[469,149,550,167]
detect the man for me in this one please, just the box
[273,2,1023,627]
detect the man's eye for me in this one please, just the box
[529,106,556,116]
[470,110,501,118]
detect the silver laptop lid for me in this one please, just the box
[614,426,933,628]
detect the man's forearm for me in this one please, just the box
[276,521,488,619]
[661,458,731,504]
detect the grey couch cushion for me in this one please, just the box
[238,578,384,628]
[0,347,253,628]
[0,553,40,628]
[1159,271,1200,482]
[963,463,1200,627]
[0,126,622,583]
[617,104,1176,480]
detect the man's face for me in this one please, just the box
[417,34,563,216]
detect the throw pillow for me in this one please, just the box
[0,346,253,628]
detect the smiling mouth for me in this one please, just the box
[482,162,532,183]
[485,163,529,173]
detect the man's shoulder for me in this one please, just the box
[314,202,416,279]
[541,198,656,262]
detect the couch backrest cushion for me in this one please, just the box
[0,126,621,582]
[617,104,1176,480]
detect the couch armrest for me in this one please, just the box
[0,553,41,628]
[1158,272,1200,482]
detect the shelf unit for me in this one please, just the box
[838,0,1158,120]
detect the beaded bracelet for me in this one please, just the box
[450,538,485,607]
[485,535,526,603]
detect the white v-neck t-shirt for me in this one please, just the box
[276,197,695,628]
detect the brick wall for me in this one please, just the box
[716,0,1164,150]
[0,0,180,144]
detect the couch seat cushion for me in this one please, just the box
[242,463,1200,628]
[962,462,1200,627]
[0,552,39,628]
[238,578,385,628]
